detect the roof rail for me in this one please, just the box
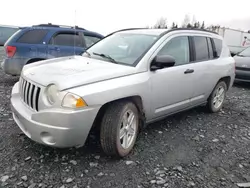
[169,27,218,34]
[32,23,86,30]
[33,23,60,27]
[106,27,149,36]
[73,25,86,30]
[105,27,218,38]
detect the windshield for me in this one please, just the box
[83,33,158,66]
[238,46,250,57]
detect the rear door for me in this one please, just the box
[188,35,220,105]
[47,31,84,58]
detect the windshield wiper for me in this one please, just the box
[237,54,245,57]
[93,52,118,64]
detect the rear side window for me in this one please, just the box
[17,29,48,44]
[84,35,102,47]
[206,38,213,58]
[213,38,223,57]
[50,33,82,47]
[193,36,209,61]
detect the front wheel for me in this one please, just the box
[100,101,139,157]
[207,81,227,113]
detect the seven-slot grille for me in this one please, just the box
[19,77,41,111]
[236,66,250,71]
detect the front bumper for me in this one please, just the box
[235,69,250,82]
[11,82,99,148]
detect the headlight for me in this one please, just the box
[46,84,59,104]
[62,93,87,108]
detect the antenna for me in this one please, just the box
[74,9,76,56]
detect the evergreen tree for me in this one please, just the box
[171,22,175,29]
[201,21,205,29]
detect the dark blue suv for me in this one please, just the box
[1,23,103,76]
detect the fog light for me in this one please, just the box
[40,132,56,145]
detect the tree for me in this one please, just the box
[171,22,175,29]
[191,15,197,26]
[193,22,198,28]
[201,21,205,29]
[182,14,191,28]
[197,21,200,28]
[187,23,192,28]
[208,25,221,32]
[153,17,168,29]
[171,22,178,29]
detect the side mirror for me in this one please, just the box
[150,55,175,71]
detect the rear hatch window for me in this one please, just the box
[17,29,48,44]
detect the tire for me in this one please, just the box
[100,101,139,157]
[207,81,227,113]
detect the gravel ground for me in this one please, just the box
[0,47,250,188]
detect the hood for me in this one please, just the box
[22,56,137,90]
[234,55,250,67]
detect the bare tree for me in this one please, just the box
[191,15,197,26]
[182,14,191,28]
[153,17,168,29]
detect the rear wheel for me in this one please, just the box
[207,81,227,113]
[100,101,139,157]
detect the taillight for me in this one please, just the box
[5,46,16,58]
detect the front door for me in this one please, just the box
[150,35,195,119]
[47,31,85,59]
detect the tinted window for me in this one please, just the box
[84,35,102,47]
[207,38,213,58]
[213,38,222,57]
[17,29,48,44]
[158,36,190,65]
[193,36,209,61]
[50,33,82,47]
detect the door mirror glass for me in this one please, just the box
[150,55,175,71]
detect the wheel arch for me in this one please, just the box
[217,76,231,90]
[26,58,46,65]
[92,95,146,131]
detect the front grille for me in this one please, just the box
[236,66,250,71]
[19,77,41,111]
[235,74,250,80]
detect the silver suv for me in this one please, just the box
[11,28,235,157]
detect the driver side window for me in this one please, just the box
[157,36,190,66]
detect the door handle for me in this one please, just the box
[54,47,60,51]
[184,69,194,74]
[49,47,60,51]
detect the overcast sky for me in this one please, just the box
[1,0,250,35]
